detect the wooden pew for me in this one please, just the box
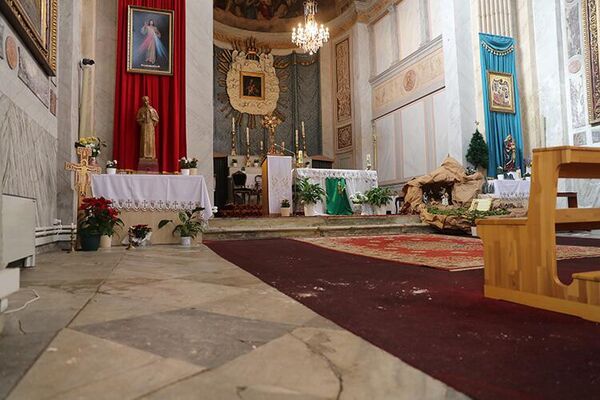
[477,146,600,322]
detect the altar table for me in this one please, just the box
[295,168,378,215]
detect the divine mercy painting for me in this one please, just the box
[487,70,515,114]
[127,6,173,76]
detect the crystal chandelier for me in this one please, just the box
[292,0,330,55]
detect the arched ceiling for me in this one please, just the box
[213,0,352,33]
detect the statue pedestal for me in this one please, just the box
[138,158,159,174]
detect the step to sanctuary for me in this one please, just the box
[203,215,433,241]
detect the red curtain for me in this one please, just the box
[113,0,186,173]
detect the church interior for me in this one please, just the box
[1,0,600,399]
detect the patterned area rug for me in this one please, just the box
[295,234,600,271]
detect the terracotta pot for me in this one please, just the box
[190,168,198,175]
[281,207,291,217]
[180,169,190,176]
[99,235,112,248]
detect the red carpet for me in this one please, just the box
[296,234,600,271]
[206,236,600,400]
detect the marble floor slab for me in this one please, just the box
[0,246,468,399]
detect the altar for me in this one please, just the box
[295,168,378,215]
[91,174,213,244]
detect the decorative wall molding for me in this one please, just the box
[335,38,352,123]
[337,124,353,152]
[583,0,600,125]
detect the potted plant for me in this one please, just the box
[231,159,238,168]
[189,158,199,175]
[179,157,192,175]
[129,224,152,247]
[280,199,291,217]
[159,207,205,247]
[78,197,123,250]
[496,166,504,180]
[365,187,393,215]
[466,127,489,174]
[106,160,117,175]
[297,178,325,217]
[350,192,366,215]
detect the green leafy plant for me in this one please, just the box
[158,207,205,238]
[281,199,291,208]
[297,178,326,205]
[466,128,489,170]
[365,187,394,207]
[189,158,198,168]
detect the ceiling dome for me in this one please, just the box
[213,0,347,33]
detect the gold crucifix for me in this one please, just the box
[262,114,282,155]
[65,147,101,205]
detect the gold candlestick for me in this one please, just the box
[68,223,76,253]
[262,114,282,155]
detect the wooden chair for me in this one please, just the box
[232,171,252,205]
[477,146,600,322]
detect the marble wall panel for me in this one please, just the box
[428,0,442,39]
[374,112,396,183]
[0,94,57,227]
[373,14,393,75]
[397,0,422,59]
[401,101,427,178]
[432,89,449,166]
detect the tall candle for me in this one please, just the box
[301,121,305,135]
[246,127,250,145]
[260,140,264,151]
[232,117,235,131]
[295,129,299,150]
[366,154,371,163]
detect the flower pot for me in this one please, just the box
[280,207,291,217]
[497,175,504,181]
[471,226,478,237]
[99,235,112,248]
[304,203,316,217]
[361,204,373,216]
[180,169,190,176]
[374,205,388,215]
[180,236,192,247]
[106,168,117,175]
[189,168,198,175]
[79,233,101,251]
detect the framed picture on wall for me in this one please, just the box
[487,70,516,114]
[240,71,265,100]
[127,5,174,76]
[0,0,58,75]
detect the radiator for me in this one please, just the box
[2,194,36,268]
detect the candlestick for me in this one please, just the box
[260,140,264,153]
[281,141,285,155]
[231,118,237,156]
[68,222,76,253]
[246,127,250,145]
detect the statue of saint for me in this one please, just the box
[136,96,159,160]
[504,134,516,172]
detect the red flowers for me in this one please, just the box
[79,197,123,236]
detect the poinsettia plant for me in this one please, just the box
[78,197,123,236]
[130,224,152,239]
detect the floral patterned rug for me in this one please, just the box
[295,234,600,271]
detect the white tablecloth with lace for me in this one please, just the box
[489,179,530,199]
[91,174,213,220]
[294,168,378,215]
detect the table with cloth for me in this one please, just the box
[488,179,530,199]
[294,168,378,215]
[91,175,213,245]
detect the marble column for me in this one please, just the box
[79,0,97,138]
[186,0,214,201]
[320,41,335,158]
[352,22,373,170]
[56,0,82,225]
[441,0,477,163]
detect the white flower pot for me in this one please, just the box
[180,169,190,176]
[189,168,198,175]
[100,235,112,248]
[180,236,192,247]
[280,207,291,217]
[304,203,316,217]
[375,205,388,215]
[471,226,478,237]
[106,168,117,175]
[497,175,504,180]
[361,204,373,216]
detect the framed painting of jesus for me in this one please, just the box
[240,71,265,100]
[127,6,174,76]
[487,70,516,114]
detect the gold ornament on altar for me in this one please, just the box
[65,147,101,204]
[262,114,282,155]
[227,50,279,116]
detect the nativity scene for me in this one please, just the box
[0,1,599,399]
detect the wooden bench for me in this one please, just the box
[476,146,600,322]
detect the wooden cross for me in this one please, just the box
[65,147,101,204]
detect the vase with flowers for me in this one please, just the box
[78,197,123,250]
[129,224,152,247]
[106,160,118,175]
[189,158,199,175]
[75,137,107,166]
[179,157,192,175]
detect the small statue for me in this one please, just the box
[136,96,159,160]
[503,134,516,172]
[441,188,449,206]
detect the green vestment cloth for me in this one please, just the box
[325,178,353,215]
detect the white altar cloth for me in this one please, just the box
[92,175,213,220]
[264,156,293,214]
[490,179,530,199]
[295,168,378,215]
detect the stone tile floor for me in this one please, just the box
[0,245,468,400]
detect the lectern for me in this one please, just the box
[262,155,293,216]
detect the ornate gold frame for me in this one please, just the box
[0,0,57,75]
[582,0,600,125]
[126,5,174,76]
[487,70,516,114]
[239,71,265,101]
